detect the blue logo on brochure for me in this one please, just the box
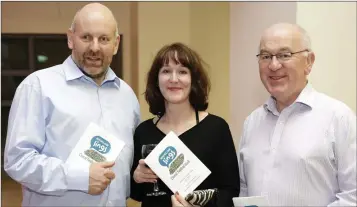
[159,146,186,175]
[159,146,177,167]
[90,136,111,154]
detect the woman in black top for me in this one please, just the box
[130,42,240,207]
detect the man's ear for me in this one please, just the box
[305,51,315,75]
[67,29,74,50]
[113,35,120,55]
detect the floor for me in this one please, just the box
[2,176,22,207]
[1,175,141,207]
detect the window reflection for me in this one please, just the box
[34,37,70,70]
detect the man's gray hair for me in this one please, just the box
[296,24,312,51]
[258,23,312,55]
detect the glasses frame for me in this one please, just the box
[256,49,309,63]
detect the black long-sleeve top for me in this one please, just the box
[130,114,240,207]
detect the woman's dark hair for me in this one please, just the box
[145,42,211,116]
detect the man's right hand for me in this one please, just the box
[133,159,158,183]
[88,161,116,195]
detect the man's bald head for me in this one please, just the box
[70,3,119,37]
[260,23,311,51]
[66,2,121,85]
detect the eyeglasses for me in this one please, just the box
[256,49,309,63]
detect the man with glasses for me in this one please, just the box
[238,23,356,205]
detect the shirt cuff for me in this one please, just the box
[66,164,89,192]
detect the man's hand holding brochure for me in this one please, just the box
[66,123,125,195]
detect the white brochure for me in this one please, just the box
[144,131,211,198]
[233,196,270,207]
[66,122,125,167]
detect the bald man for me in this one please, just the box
[238,23,356,206]
[4,3,141,206]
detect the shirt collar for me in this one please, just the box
[295,82,315,108]
[62,55,121,86]
[105,67,121,86]
[63,56,84,81]
[264,82,316,114]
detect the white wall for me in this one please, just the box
[297,2,356,112]
[229,2,296,146]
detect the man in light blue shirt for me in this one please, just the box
[4,3,141,206]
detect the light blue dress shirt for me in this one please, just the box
[4,56,141,206]
[239,83,356,206]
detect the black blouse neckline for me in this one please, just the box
[151,113,212,137]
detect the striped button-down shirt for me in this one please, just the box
[238,83,356,206]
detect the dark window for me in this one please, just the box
[34,36,71,70]
[1,75,26,101]
[2,37,29,70]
